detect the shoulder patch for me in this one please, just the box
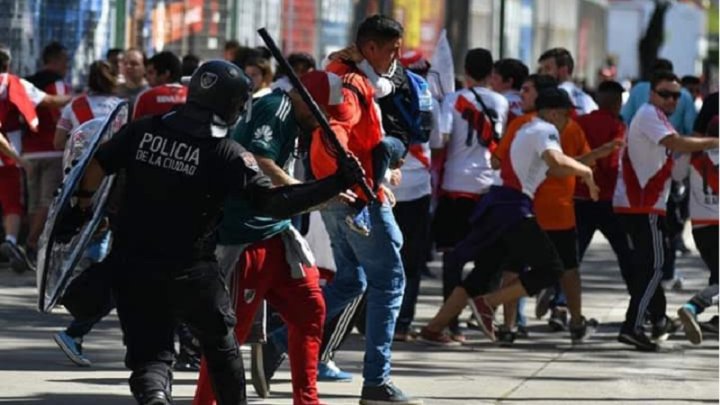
[548,133,559,142]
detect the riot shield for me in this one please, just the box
[36,101,128,313]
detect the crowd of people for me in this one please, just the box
[0,13,717,405]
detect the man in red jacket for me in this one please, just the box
[132,51,187,120]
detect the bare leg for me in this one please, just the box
[27,207,49,249]
[425,287,470,332]
[501,272,519,328]
[559,268,582,325]
[484,282,528,308]
[3,214,21,239]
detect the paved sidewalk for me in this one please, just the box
[0,234,717,404]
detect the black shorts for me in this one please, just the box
[546,228,579,270]
[432,195,479,251]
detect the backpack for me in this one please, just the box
[466,87,501,150]
[392,70,433,144]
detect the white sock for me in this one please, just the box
[5,235,17,245]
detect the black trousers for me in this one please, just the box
[394,194,431,332]
[434,196,493,332]
[60,260,114,338]
[575,200,633,290]
[693,225,719,286]
[444,217,564,298]
[617,213,668,332]
[110,253,246,404]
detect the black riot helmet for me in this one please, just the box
[187,59,253,125]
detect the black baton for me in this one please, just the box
[257,27,377,201]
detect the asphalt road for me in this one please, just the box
[0,233,717,404]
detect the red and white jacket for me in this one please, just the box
[58,93,122,134]
[673,149,719,226]
[613,103,675,215]
[0,73,43,168]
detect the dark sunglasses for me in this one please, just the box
[654,89,681,100]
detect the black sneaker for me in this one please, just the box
[0,241,34,273]
[174,348,200,371]
[700,316,719,334]
[535,287,554,319]
[135,390,172,405]
[618,329,659,352]
[651,316,678,341]
[548,307,568,332]
[360,381,423,405]
[497,326,516,347]
[570,317,598,344]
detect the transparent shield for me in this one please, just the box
[37,102,129,313]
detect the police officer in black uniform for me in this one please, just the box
[61,60,364,405]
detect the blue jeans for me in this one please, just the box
[271,201,405,386]
[64,232,114,338]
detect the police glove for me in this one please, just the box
[55,204,91,244]
[336,153,366,189]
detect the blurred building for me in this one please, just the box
[449,0,609,87]
[607,0,708,81]
[0,0,40,76]
[0,0,715,90]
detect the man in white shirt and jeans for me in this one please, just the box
[613,70,719,351]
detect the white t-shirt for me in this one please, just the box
[502,89,523,119]
[613,103,675,214]
[496,117,562,198]
[0,73,47,155]
[391,98,444,202]
[559,81,597,116]
[305,211,335,272]
[672,149,719,225]
[439,86,509,194]
[57,94,122,134]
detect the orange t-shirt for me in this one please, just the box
[494,114,590,230]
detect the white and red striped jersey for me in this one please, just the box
[132,83,187,120]
[613,103,675,215]
[672,149,719,226]
[439,86,509,194]
[57,94,122,134]
[495,117,562,198]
